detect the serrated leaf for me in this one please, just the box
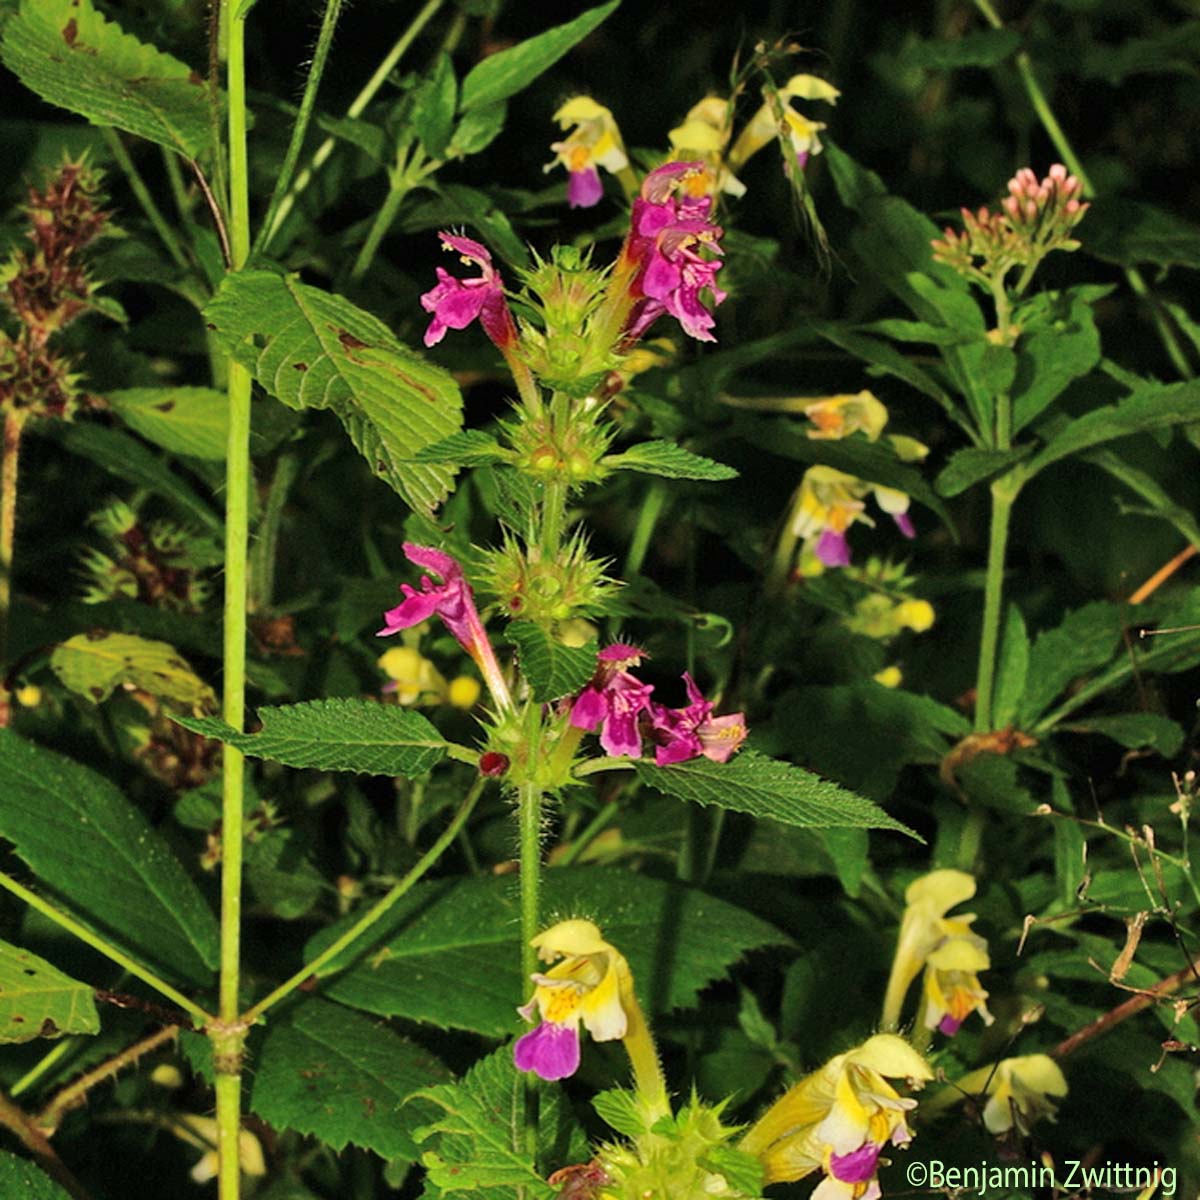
[1084,197,1200,270]
[176,699,453,777]
[204,271,462,514]
[414,1047,581,1200]
[411,52,457,158]
[0,1153,73,1200]
[606,440,738,481]
[305,868,788,1035]
[50,632,214,708]
[412,430,511,466]
[459,1,620,111]
[1,0,211,156]
[633,750,916,837]
[0,940,100,1042]
[1062,713,1185,756]
[1018,602,1125,725]
[902,28,1020,68]
[1028,377,1200,476]
[935,446,1033,497]
[0,730,219,985]
[250,998,450,1161]
[507,624,596,703]
[106,388,228,460]
[592,1089,645,1138]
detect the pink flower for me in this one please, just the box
[568,164,604,209]
[513,1019,580,1080]
[649,674,747,766]
[420,232,516,349]
[377,543,511,709]
[569,644,654,757]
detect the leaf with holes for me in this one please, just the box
[204,271,462,514]
[176,699,456,777]
[305,868,787,1036]
[0,940,100,1043]
[0,730,219,985]
[51,633,214,708]
[2,0,211,157]
[250,998,450,1161]
[507,623,596,703]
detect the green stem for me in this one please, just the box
[0,410,26,725]
[216,5,254,1197]
[557,798,620,868]
[0,870,212,1025]
[517,781,543,1163]
[101,128,190,270]
[349,172,413,283]
[972,0,1194,380]
[10,1038,75,1099]
[242,779,484,1024]
[261,0,445,252]
[252,0,344,260]
[972,476,1017,733]
[541,477,568,557]
[623,482,667,578]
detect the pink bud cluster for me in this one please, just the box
[931,164,1088,284]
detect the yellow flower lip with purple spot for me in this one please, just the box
[546,96,630,209]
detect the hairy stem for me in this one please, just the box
[252,0,345,259]
[0,870,212,1024]
[0,410,26,727]
[972,475,1017,733]
[100,129,189,271]
[215,3,254,1196]
[517,780,543,1162]
[242,779,484,1024]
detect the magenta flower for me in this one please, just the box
[514,1019,581,1080]
[377,543,511,709]
[569,644,654,757]
[568,165,604,209]
[420,232,517,349]
[649,674,747,766]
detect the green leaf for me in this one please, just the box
[51,423,220,532]
[0,1153,73,1200]
[411,52,457,158]
[413,430,512,466]
[901,28,1020,68]
[507,624,596,703]
[306,868,788,1035]
[50,632,214,708]
[632,750,917,837]
[1028,378,1200,475]
[1085,447,1200,550]
[250,998,450,1161]
[592,1089,645,1138]
[414,1047,582,1200]
[106,388,228,460]
[935,445,1033,497]
[1018,602,1124,725]
[1011,288,1104,432]
[446,101,507,159]
[176,700,453,778]
[0,730,219,984]
[0,940,100,1042]
[991,604,1030,729]
[606,441,739,481]
[1,0,211,157]
[204,271,463,514]
[1062,713,1185,756]
[1084,197,1200,271]
[459,1,621,110]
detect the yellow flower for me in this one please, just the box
[881,870,993,1037]
[803,391,889,442]
[446,674,481,709]
[935,1055,1068,1135]
[742,1034,931,1191]
[170,1114,266,1184]
[729,74,840,174]
[377,646,447,706]
[791,466,867,542]
[669,95,744,197]
[895,599,934,632]
[547,97,630,208]
[874,666,903,688]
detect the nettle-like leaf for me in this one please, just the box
[605,441,739,481]
[459,0,621,111]
[1018,602,1125,726]
[413,1047,585,1200]
[0,940,100,1043]
[0,731,219,985]
[633,750,917,837]
[0,1153,73,1200]
[177,699,458,778]
[305,868,788,1036]
[413,430,512,466]
[106,388,229,461]
[250,998,451,1162]
[1,0,211,157]
[936,446,1033,497]
[50,632,214,708]
[204,271,463,514]
[1062,713,1185,756]
[507,623,597,703]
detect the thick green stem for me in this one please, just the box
[972,478,1016,733]
[101,129,190,270]
[972,0,1194,380]
[541,477,568,557]
[242,780,484,1024]
[517,781,543,1163]
[261,0,445,251]
[252,0,344,260]
[0,870,212,1025]
[215,4,254,1197]
[0,410,25,725]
